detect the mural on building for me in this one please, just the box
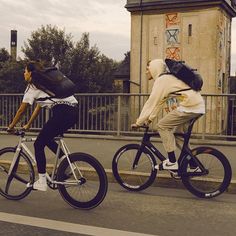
[164,13,181,110]
[166,47,181,60]
[166,13,180,28]
[165,13,181,60]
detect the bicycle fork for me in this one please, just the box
[132,144,145,169]
[5,146,22,193]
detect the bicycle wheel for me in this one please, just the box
[181,146,232,198]
[57,153,108,209]
[0,147,35,200]
[112,144,157,191]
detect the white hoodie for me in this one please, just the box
[136,59,205,126]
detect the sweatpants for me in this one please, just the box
[34,104,78,174]
[156,109,201,153]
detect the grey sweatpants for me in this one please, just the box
[156,110,201,153]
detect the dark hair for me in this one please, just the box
[26,61,44,73]
[25,61,45,89]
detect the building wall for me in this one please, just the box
[129,7,232,95]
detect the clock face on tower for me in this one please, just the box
[11,30,17,47]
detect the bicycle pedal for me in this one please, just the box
[170,171,181,180]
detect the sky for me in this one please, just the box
[0,0,130,61]
[1,0,236,74]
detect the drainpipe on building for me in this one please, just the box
[138,0,143,113]
[139,0,143,95]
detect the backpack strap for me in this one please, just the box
[158,73,192,95]
[159,72,172,77]
[170,88,192,96]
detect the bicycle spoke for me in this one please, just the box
[57,153,107,209]
[0,148,34,200]
[182,147,232,198]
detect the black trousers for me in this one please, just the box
[34,104,77,173]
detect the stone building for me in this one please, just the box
[125,0,236,94]
[125,0,236,134]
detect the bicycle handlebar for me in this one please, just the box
[5,128,26,137]
[131,124,150,132]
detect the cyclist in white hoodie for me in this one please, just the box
[131,59,205,170]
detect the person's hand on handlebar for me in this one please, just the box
[131,120,152,129]
[6,126,15,134]
[22,124,30,131]
[131,123,140,129]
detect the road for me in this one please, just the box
[0,134,236,235]
[0,183,236,236]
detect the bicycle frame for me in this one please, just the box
[133,116,207,176]
[8,133,81,186]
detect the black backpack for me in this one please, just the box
[31,67,75,100]
[165,59,203,91]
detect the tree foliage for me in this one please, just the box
[0,25,123,93]
[22,25,73,67]
[68,33,118,92]
[0,60,26,93]
[0,48,10,63]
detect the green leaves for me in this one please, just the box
[0,25,122,93]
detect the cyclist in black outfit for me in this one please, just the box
[7,61,78,191]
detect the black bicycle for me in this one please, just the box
[112,116,232,198]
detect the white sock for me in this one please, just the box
[38,173,46,184]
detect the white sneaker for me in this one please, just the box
[155,159,178,171]
[27,179,47,191]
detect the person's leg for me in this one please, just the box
[46,140,65,158]
[156,110,200,170]
[31,105,77,191]
[34,105,77,173]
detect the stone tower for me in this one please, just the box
[126,0,236,94]
[10,30,17,60]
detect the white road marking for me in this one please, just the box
[0,212,158,236]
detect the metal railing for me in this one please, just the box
[1,93,236,139]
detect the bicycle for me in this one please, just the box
[0,130,108,209]
[112,116,232,198]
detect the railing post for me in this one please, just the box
[201,96,207,140]
[117,95,121,136]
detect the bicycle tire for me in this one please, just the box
[57,152,108,209]
[181,146,232,198]
[112,144,157,191]
[0,147,34,200]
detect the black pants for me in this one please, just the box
[34,104,77,174]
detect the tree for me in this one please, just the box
[0,60,26,93]
[67,33,118,93]
[11,25,119,93]
[0,48,10,63]
[22,25,73,67]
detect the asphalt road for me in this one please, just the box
[0,133,236,235]
[0,183,236,236]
